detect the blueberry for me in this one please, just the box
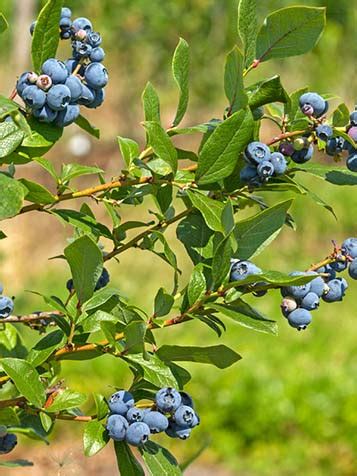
[230,260,262,282]
[125,422,150,447]
[173,405,199,428]
[316,264,336,281]
[59,17,72,29]
[322,279,344,302]
[244,142,271,165]
[269,152,287,175]
[65,58,81,74]
[22,85,46,110]
[65,76,83,102]
[155,388,182,413]
[73,41,92,59]
[108,390,134,415]
[347,126,357,142]
[279,142,294,157]
[346,153,357,172]
[337,277,348,292]
[0,433,17,454]
[350,111,357,126]
[0,297,14,318]
[60,30,72,40]
[87,31,102,47]
[55,104,80,127]
[299,92,328,118]
[329,259,347,273]
[84,62,109,89]
[326,137,344,156]
[348,258,357,279]
[341,238,357,259]
[47,84,71,112]
[257,161,275,180]
[282,272,311,300]
[308,273,326,297]
[36,74,52,91]
[179,391,194,409]
[42,59,69,84]
[106,414,128,441]
[95,268,110,290]
[287,308,312,330]
[85,88,105,109]
[72,17,93,32]
[291,145,314,164]
[16,72,32,96]
[316,124,333,141]
[66,279,74,292]
[61,7,72,18]
[165,421,191,440]
[30,21,36,36]
[300,292,320,311]
[281,296,298,317]
[143,411,169,433]
[240,164,258,183]
[33,105,58,123]
[90,47,105,63]
[78,84,96,105]
[126,407,144,423]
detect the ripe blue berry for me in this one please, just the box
[299,92,328,118]
[283,272,311,300]
[287,308,312,330]
[350,111,357,126]
[179,391,194,408]
[300,292,320,311]
[316,264,336,281]
[126,407,144,423]
[65,76,83,102]
[308,273,326,297]
[245,142,271,165]
[346,153,357,172]
[42,59,69,84]
[173,405,199,428]
[155,388,182,413]
[329,259,347,273]
[348,258,357,279]
[125,422,150,447]
[230,260,262,282]
[143,411,169,433]
[341,238,357,259]
[326,137,344,156]
[59,17,72,29]
[291,145,314,164]
[65,58,80,74]
[108,390,135,415]
[47,84,71,111]
[22,85,46,110]
[61,7,72,18]
[316,124,333,141]
[90,47,105,63]
[281,296,298,317]
[60,30,72,40]
[95,268,110,290]
[0,433,17,454]
[72,17,93,32]
[269,152,287,175]
[85,88,105,109]
[240,164,258,183]
[322,279,344,302]
[106,414,128,441]
[73,41,92,59]
[84,62,109,89]
[87,31,102,47]
[257,161,275,180]
[33,105,58,123]
[165,421,191,440]
[78,84,96,105]
[56,104,80,127]
[0,296,14,318]
[16,72,32,96]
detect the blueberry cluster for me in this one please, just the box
[325,110,357,172]
[0,426,17,455]
[17,7,108,127]
[0,283,14,319]
[66,267,110,293]
[106,388,199,447]
[240,142,287,186]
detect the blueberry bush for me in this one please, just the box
[0,0,356,473]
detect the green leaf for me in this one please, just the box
[157,345,241,369]
[233,199,293,260]
[34,156,58,180]
[82,288,120,312]
[10,111,32,136]
[75,115,100,139]
[256,6,326,62]
[94,393,108,421]
[172,38,190,127]
[222,199,235,235]
[0,13,9,34]
[142,82,161,123]
[83,420,109,457]
[40,412,53,432]
[154,288,174,318]
[20,178,56,205]
[114,441,145,476]
[27,330,65,367]
[212,236,232,288]
[0,358,46,407]
[144,121,178,174]
[187,190,224,232]
[293,163,357,186]
[51,209,113,240]
[196,109,254,185]
[124,321,147,354]
[0,174,25,220]
[141,441,182,476]
[210,302,278,335]
[0,96,19,120]
[187,265,206,306]
[238,0,257,67]
[176,213,214,264]
[118,137,139,168]
[64,235,103,303]
[46,389,87,412]
[21,118,62,148]
[227,270,316,289]
[248,76,289,109]
[0,408,19,426]
[332,103,350,127]
[60,163,103,184]
[224,47,248,115]
[0,460,33,468]
[124,353,178,388]
[31,0,63,72]
[0,122,24,158]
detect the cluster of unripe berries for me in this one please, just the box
[0,426,17,455]
[16,8,108,127]
[230,238,357,331]
[66,267,110,293]
[0,283,14,319]
[106,388,199,446]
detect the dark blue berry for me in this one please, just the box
[155,388,181,413]
[143,411,169,433]
[125,422,150,447]
[346,153,357,172]
[348,258,357,279]
[244,142,271,165]
[106,414,128,441]
[108,390,135,415]
[341,238,357,259]
[230,260,262,282]
[287,308,312,330]
[299,92,328,118]
[22,85,46,110]
[269,152,287,175]
[42,59,69,84]
[316,124,333,141]
[84,62,109,89]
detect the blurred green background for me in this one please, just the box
[0,1,357,475]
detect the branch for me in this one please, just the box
[1,311,61,324]
[266,129,310,146]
